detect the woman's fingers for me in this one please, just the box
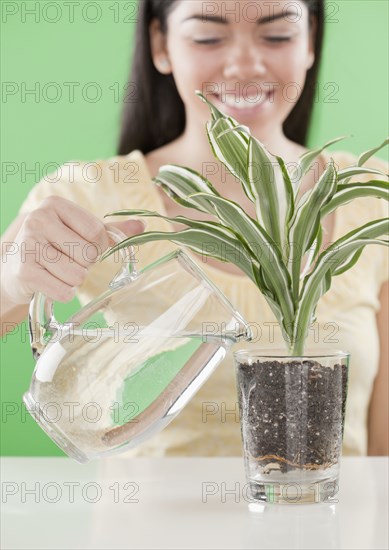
[44,196,110,253]
[28,265,77,303]
[35,241,88,288]
[23,198,109,268]
[36,225,102,268]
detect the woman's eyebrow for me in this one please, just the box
[181,11,296,25]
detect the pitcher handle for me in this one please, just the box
[28,224,137,360]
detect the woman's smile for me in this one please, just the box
[209,89,273,117]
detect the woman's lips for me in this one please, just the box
[210,91,272,117]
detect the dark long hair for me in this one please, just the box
[117,0,325,156]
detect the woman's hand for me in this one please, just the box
[1,195,144,322]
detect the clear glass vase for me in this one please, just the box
[234,349,349,504]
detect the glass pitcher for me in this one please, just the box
[24,227,251,463]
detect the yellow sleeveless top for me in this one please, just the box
[19,150,389,456]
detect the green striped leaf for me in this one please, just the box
[299,223,323,282]
[357,137,389,167]
[195,90,227,121]
[293,236,388,354]
[321,181,389,217]
[276,155,295,251]
[305,218,389,287]
[247,137,282,249]
[337,166,387,182]
[290,136,347,193]
[206,118,254,202]
[288,159,337,297]
[245,139,294,253]
[188,192,295,330]
[333,239,388,276]
[332,247,365,277]
[153,164,220,214]
[104,206,259,279]
[276,155,295,223]
[102,227,258,281]
[293,219,389,353]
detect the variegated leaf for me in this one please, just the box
[102,220,257,282]
[247,137,282,249]
[357,137,389,167]
[288,160,337,297]
[188,192,295,329]
[293,219,389,353]
[290,136,347,193]
[206,118,254,202]
[321,181,389,217]
[337,166,387,183]
[153,164,219,214]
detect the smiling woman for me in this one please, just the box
[156,2,314,127]
[1,0,388,459]
[118,0,324,156]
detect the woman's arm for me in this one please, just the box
[1,214,30,332]
[367,280,389,455]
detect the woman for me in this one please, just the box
[1,0,388,456]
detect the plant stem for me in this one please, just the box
[289,338,305,357]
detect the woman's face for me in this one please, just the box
[151,0,315,139]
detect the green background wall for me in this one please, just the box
[1,0,388,456]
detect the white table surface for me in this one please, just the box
[1,456,388,550]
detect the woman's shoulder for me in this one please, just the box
[18,150,154,216]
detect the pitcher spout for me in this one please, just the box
[237,324,253,342]
[201,319,253,344]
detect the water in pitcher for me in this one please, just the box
[26,325,233,459]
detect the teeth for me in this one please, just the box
[217,94,267,109]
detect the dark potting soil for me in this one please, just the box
[236,359,348,473]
